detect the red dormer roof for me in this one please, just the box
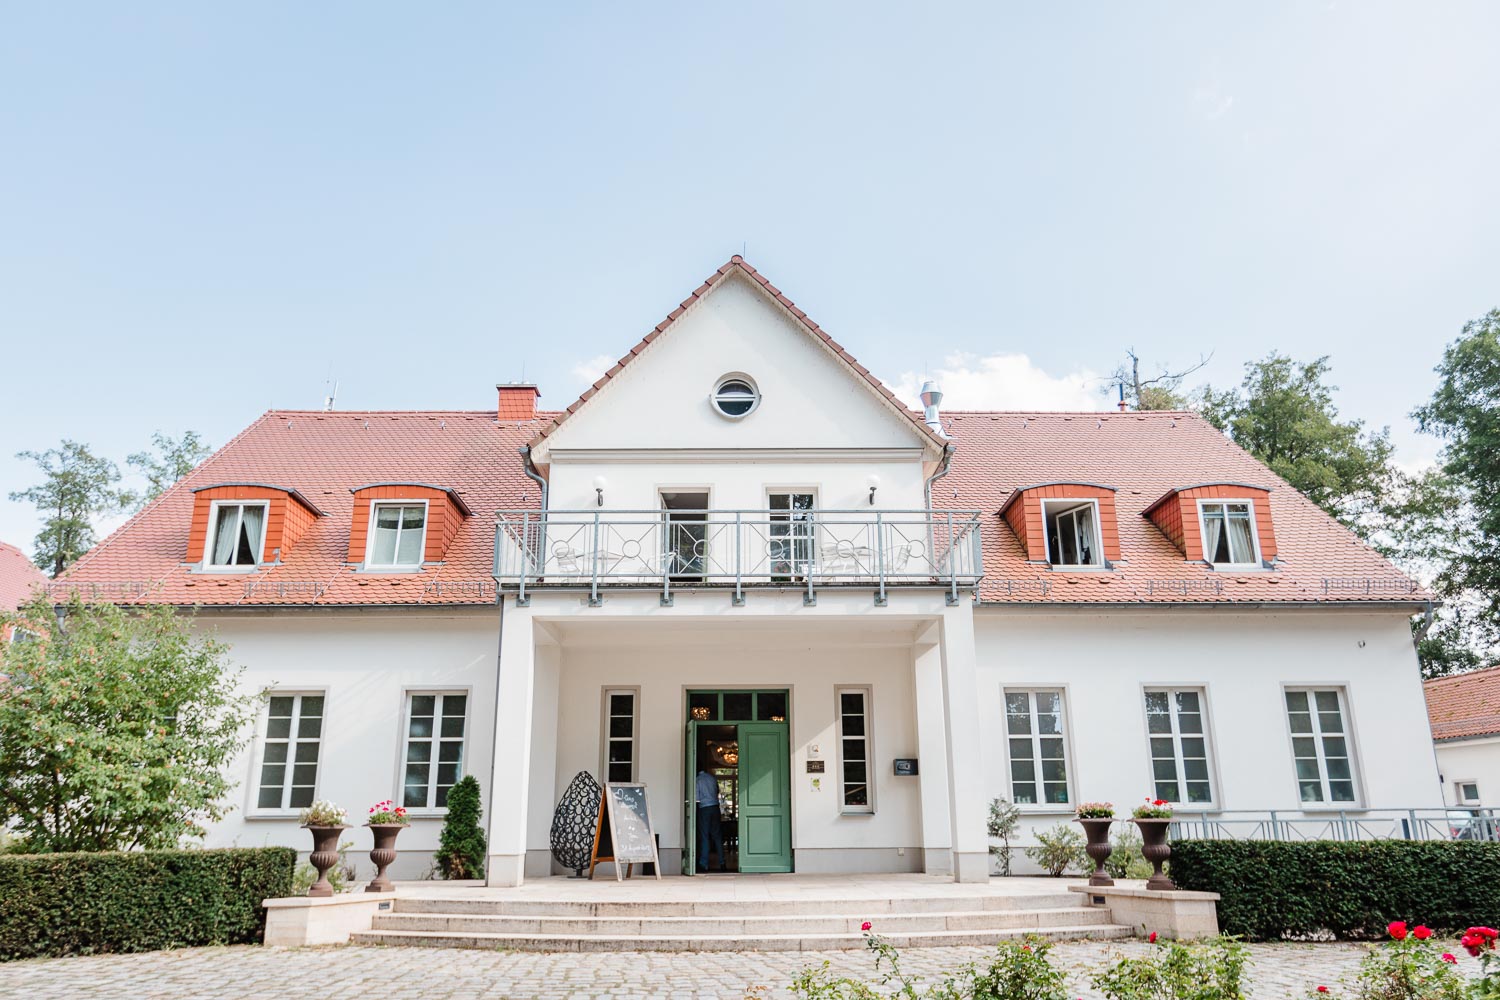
[1425,665,1500,742]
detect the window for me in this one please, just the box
[403,692,467,808]
[1199,501,1259,565]
[256,693,323,811]
[207,502,267,569]
[1043,500,1102,566]
[1004,689,1070,806]
[603,688,637,783]
[1457,781,1481,806]
[1285,688,1358,804]
[367,502,427,568]
[838,688,872,812]
[769,491,816,580]
[1144,689,1214,805]
[711,374,760,418]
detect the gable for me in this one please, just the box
[533,265,939,461]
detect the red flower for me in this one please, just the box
[860,921,872,932]
[1021,944,1031,952]
[1387,921,1408,941]
[1413,925,1433,940]
[1461,933,1483,957]
[1478,927,1500,941]
[1316,987,1329,994]
[1442,953,1458,964]
[1153,799,1167,807]
[1148,932,1158,943]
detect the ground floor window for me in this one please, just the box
[1144,688,1214,805]
[603,688,637,783]
[837,687,873,812]
[1003,688,1070,806]
[403,691,467,809]
[256,693,323,811]
[1285,687,1358,804]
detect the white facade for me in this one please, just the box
[1433,738,1500,808]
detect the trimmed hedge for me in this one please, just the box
[1170,839,1500,941]
[0,847,297,960]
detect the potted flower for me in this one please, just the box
[364,799,410,892]
[1131,797,1176,890]
[1074,803,1115,886]
[299,800,350,898]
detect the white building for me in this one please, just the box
[57,257,1442,884]
[1425,665,1500,810]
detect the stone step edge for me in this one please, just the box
[391,895,1085,916]
[371,906,1113,927]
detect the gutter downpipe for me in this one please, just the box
[519,446,548,591]
[923,442,959,595]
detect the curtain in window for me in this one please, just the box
[237,504,265,564]
[211,507,239,565]
[1075,509,1097,564]
[372,506,402,564]
[1227,515,1254,564]
[397,506,425,565]
[1202,509,1224,562]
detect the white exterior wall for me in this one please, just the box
[973,607,1443,869]
[197,609,498,879]
[1434,737,1500,808]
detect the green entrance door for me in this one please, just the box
[737,722,792,872]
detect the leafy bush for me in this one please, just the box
[1307,921,1477,999]
[290,838,358,895]
[0,847,296,960]
[1169,840,1500,941]
[792,930,1070,1000]
[1091,936,1248,1000]
[989,798,1021,877]
[1105,824,1153,881]
[435,775,486,879]
[1024,823,1088,878]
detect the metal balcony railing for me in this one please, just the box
[492,508,984,606]
[1165,808,1500,843]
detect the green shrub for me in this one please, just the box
[0,847,296,960]
[1105,824,1154,881]
[1169,840,1500,941]
[435,775,486,880]
[792,932,1070,999]
[1091,936,1248,1000]
[290,838,358,895]
[988,798,1021,877]
[1024,823,1088,877]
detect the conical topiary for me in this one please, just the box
[434,775,486,880]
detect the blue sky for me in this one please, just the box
[2,3,1496,557]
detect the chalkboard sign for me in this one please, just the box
[588,782,661,881]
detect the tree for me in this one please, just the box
[8,441,124,577]
[0,594,259,852]
[434,775,486,879]
[1106,349,1211,411]
[987,797,1020,877]
[124,430,212,510]
[1198,354,1398,536]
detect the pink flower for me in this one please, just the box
[1387,921,1408,941]
[1442,953,1457,964]
[1413,925,1433,940]
[860,921,871,932]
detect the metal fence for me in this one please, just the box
[1168,808,1500,843]
[493,508,985,606]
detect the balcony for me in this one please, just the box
[492,508,984,606]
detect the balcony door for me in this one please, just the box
[660,490,709,582]
[768,491,815,582]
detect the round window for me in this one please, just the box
[711,376,760,419]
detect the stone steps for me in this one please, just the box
[389,892,1084,917]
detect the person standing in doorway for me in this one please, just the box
[695,767,725,873]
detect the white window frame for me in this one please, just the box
[836,686,875,814]
[1196,499,1262,567]
[1141,686,1219,809]
[1456,780,1481,806]
[601,687,639,785]
[398,688,470,813]
[248,690,327,817]
[1282,685,1363,808]
[203,500,269,572]
[1001,687,1074,810]
[1041,498,1105,568]
[364,499,429,570]
[767,488,818,580]
[710,372,761,420]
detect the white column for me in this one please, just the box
[524,636,561,877]
[940,600,989,882]
[486,597,536,886]
[911,623,954,876]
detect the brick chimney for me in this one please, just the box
[497,383,540,421]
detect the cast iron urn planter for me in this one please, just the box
[1075,818,1115,886]
[303,824,350,898]
[1132,818,1176,891]
[365,823,406,892]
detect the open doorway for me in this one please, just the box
[683,689,792,875]
[660,490,709,582]
[693,724,738,872]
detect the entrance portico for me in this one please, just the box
[484,589,988,887]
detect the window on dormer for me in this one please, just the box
[1043,500,1102,566]
[207,502,267,568]
[368,502,427,568]
[1200,501,1258,565]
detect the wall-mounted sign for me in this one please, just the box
[893,758,919,776]
[806,759,825,774]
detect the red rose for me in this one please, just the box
[1479,927,1500,940]
[1316,987,1329,994]
[861,921,872,932]
[1021,944,1031,952]
[1387,921,1408,940]
[1413,925,1433,940]
[1462,934,1483,957]
[1442,953,1458,964]
[1148,932,1157,943]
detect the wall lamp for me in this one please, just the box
[867,474,880,506]
[593,476,607,507]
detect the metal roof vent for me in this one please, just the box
[919,379,946,438]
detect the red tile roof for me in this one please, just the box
[1424,665,1500,742]
[0,541,47,612]
[527,256,948,453]
[52,404,1422,609]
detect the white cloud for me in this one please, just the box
[570,354,616,386]
[1191,85,1235,121]
[890,352,1107,413]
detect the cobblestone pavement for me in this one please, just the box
[0,939,1480,1000]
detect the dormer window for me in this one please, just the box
[1199,501,1259,566]
[367,502,427,569]
[206,502,268,569]
[1043,500,1102,567]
